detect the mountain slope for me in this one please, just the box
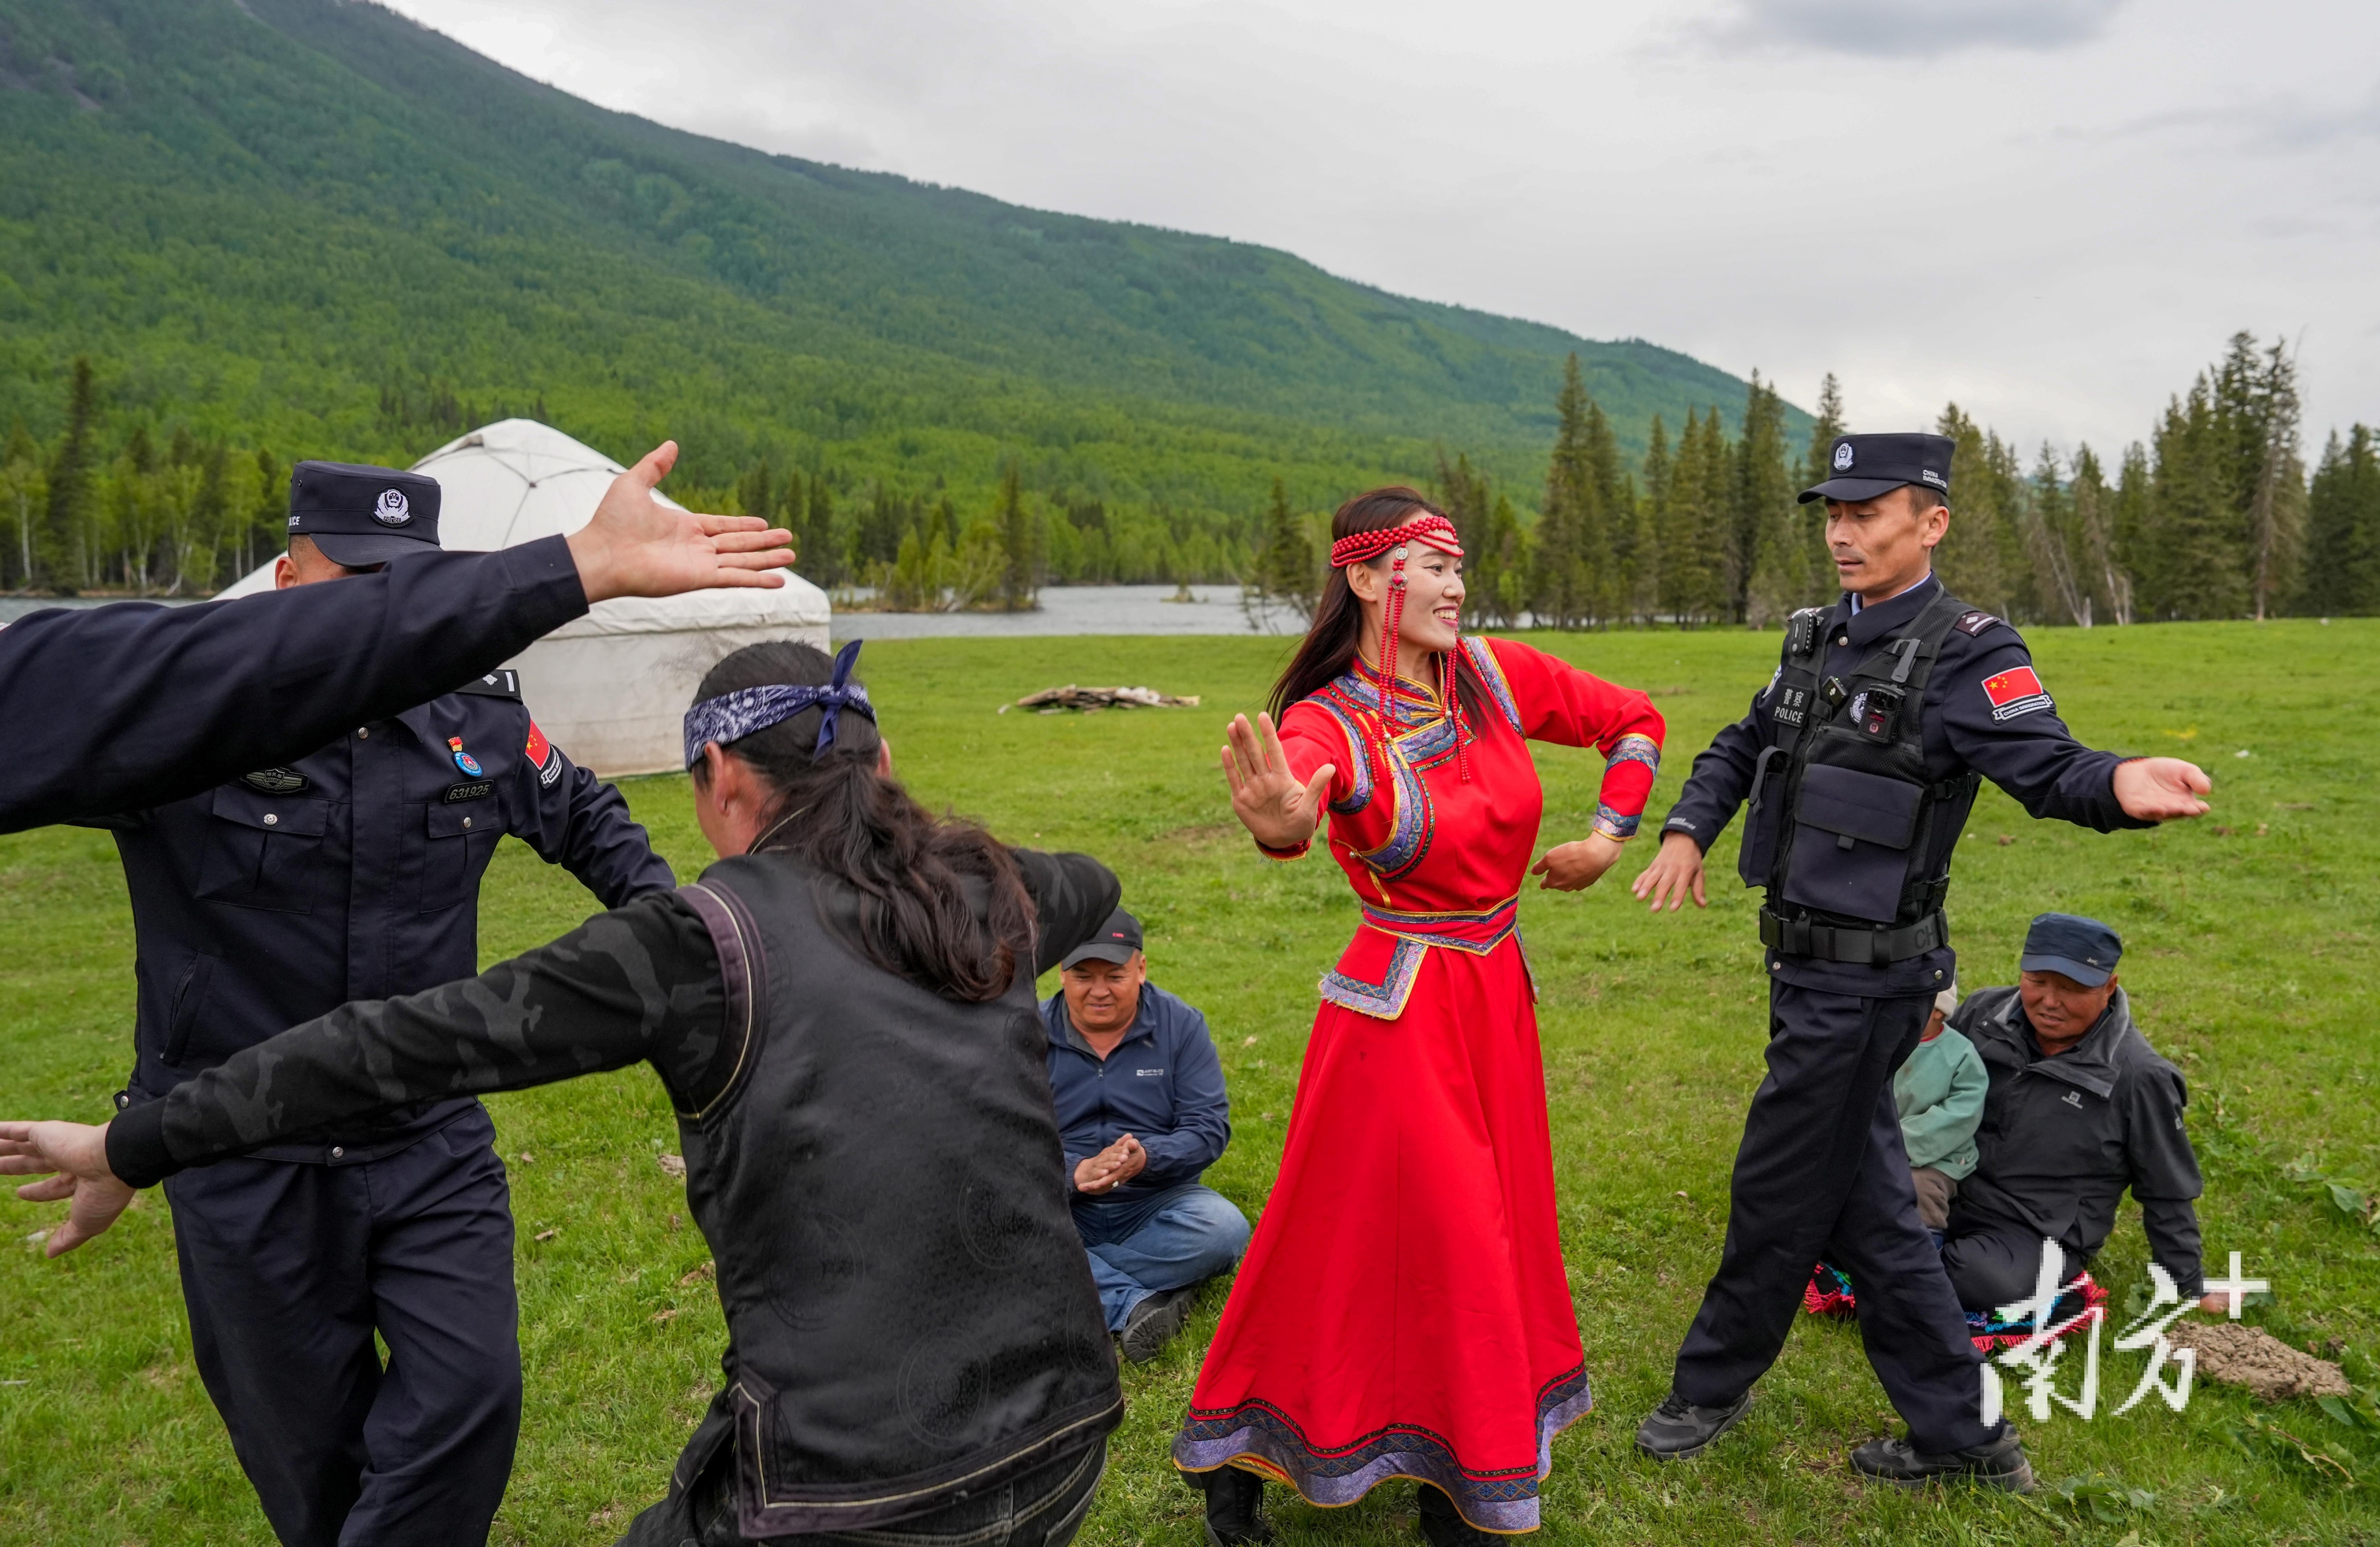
[0,0,1797,511]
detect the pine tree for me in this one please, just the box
[1434,448,1491,557]
[1475,493,1529,629]
[1534,355,1596,630]
[1737,372,1803,625]
[2023,444,2091,626]
[1662,408,1731,626]
[1932,405,2009,616]
[42,357,97,593]
[2243,337,2307,620]
[996,465,1039,611]
[1638,415,1674,622]
[2069,445,2131,625]
[2305,426,2379,615]
[2,421,42,591]
[2145,380,2245,620]
[803,474,839,587]
[1244,475,1317,629]
[1797,373,1847,589]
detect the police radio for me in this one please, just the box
[1787,608,1823,659]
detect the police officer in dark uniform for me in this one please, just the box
[1626,434,2213,1489]
[87,463,677,1546]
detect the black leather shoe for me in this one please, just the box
[1634,1389,1752,1460]
[1189,1466,1271,1547]
[1850,1426,2035,1493]
[1414,1484,1495,1547]
[1121,1286,1196,1364]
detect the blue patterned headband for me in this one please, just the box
[682,639,875,768]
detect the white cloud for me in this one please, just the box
[374,0,2380,455]
[1697,0,2130,58]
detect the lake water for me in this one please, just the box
[2,586,1305,635]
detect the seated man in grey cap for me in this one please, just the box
[1043,908,1251,1363]
[1943,913,2229,1315]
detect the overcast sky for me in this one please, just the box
[382,0,2379,460]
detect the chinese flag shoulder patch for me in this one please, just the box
[1980,665,2054,722]
[524,721,552,766]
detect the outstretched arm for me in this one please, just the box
[1476,639,1665,894]
[0,891,734,1254]
[0,442,793,834]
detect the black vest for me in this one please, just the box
[668,852,1122,1537]
[1738,587,1982,963]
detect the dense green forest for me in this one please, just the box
[0,0,1779,596]
[2,2,2370,618]
[1239,332,2379,628]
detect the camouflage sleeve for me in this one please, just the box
[107,891,729,1186]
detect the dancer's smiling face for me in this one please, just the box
[1347,545,1466,664]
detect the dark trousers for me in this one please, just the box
[164,1106,521,1547]
[1673,982,1992,1452]
[620,1438,1107,1547]
[1941,1213,2056,1315]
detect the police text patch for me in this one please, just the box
[443,780,495,804]
[1980,665,2054,722]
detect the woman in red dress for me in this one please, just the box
[1176,488,1664,1545]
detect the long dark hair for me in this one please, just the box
[1268,486,1488,724]
[692,642,1032,1004]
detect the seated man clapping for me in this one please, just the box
[1044,909,1251,1363]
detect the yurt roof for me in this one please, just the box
[217,420,831,634]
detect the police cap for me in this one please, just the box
[287,461,442,568]
[2020,912,2122,988]
[1798,432,1955,506]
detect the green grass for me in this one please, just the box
[3,621,2377,1545]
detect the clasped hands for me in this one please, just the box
[1073,1134,1146,1196]
[1219,712,1625,889]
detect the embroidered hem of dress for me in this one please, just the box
[1172,1364,1592,1535]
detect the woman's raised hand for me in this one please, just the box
[0,1120,134,1257]
[1221,712,1335,851]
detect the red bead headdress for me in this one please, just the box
[1330,513,1472,781]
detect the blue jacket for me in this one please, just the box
[1042,980,1231,1204]
[95,666,673,1163]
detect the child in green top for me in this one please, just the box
[1893,984,1989,1234]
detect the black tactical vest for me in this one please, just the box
[1736,587,1982,963]
[666,852,1122,1537]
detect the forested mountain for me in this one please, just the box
[0,0,1789,593]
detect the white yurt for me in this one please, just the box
[219,419,831,775]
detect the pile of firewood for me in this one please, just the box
[1003,685,1202,714]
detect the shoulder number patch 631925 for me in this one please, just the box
[1981,665,2054,722]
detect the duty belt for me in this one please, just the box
[1759,906,1947,966]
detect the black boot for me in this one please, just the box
[1850,1425,2035,1493]
[1414,1484,1495,1547]
[1121,1286,1197,1365]
[1188,1465,1271,1547]
[1633,1388,1752,1460]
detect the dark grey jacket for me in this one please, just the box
[1950,985,2205,1295]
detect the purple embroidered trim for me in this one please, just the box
[1172,1365,1592,1534]
[1591,803,1641,841]
[1311,696,1374,816]
[1461,636,1524,735]
[1607,733,1661,775]
[1317,939,1427,1020]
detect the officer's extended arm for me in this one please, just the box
[0,443,792,834]
[1940,633,2207,829]
[527,756,677,906]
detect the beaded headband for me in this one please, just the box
[1328,513,1463,569]
[682,639,875,768]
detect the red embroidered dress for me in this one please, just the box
[1174,635,1663,1533]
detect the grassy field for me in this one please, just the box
[2,620,2377,1546]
